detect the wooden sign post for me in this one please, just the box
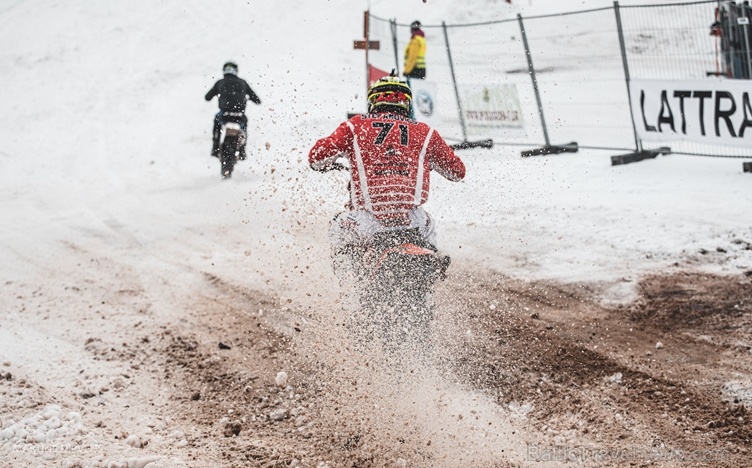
[353,11,380,96]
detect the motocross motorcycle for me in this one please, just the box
[335,220,451,355]
[216,112,246,179]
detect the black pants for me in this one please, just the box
[405,68,426,80]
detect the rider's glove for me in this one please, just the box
[321,162,347,172]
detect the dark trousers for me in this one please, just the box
[405,68,426,80]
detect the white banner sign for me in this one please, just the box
[411,80,440,129]
[460,84,524,137]
[630,79,752,149]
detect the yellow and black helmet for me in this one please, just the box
[367,71,412,116]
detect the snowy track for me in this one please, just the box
[2,0,751,467]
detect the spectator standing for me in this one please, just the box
[403,20,427,81]
[403,21,427,119]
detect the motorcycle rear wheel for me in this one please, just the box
[360,254,436,354]
[220,136,239,179]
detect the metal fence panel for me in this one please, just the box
[522,8,636,151]
[441,20,545,146]
[367,17,461,138]
[365,15,399,81]
[621,0,749,157]
[369,1,750,159]
[368,15,545,146]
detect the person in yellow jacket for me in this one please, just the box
[403,20,426,80]
[403,21,426,118]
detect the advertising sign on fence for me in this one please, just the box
[630,79,752,149]
[410,80,441,129]
[460,84,524,137]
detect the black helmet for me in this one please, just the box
[223,61,238,76]
[410,20,421,30]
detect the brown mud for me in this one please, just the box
[154,269,751,467]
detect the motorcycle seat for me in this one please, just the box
[370,228,436,251]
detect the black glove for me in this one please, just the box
[321,162,347,172]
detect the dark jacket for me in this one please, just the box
[205,73,261,113]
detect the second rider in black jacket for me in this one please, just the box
[205,61,261,159]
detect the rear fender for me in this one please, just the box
[369,242,446,287]
[220,122,245,144]
[373,243,434,272]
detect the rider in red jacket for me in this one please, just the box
[308,73,465,252]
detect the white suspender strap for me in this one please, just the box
[413,128,434,205]
[346,121,373,211]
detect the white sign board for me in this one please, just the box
[410,80,440,129]
[460,84,524,137]
[630,79,752,149]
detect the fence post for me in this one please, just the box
[365,11,371,97]
[517,14,550,148]
[390,19,400,74]
[614,1,641,152]
[743,21,752,79]
[442,21,468,142]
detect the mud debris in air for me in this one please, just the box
[157,270,751,467]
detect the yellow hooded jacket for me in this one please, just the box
[403,31,426,77]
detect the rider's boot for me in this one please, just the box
[435,251,451,280]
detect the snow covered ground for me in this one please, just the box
[1,0,750,466]
[2,0,748,297]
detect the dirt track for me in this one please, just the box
[2,249,751,467]
[148,268,751,467]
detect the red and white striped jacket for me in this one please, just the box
[309,112,465,225]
